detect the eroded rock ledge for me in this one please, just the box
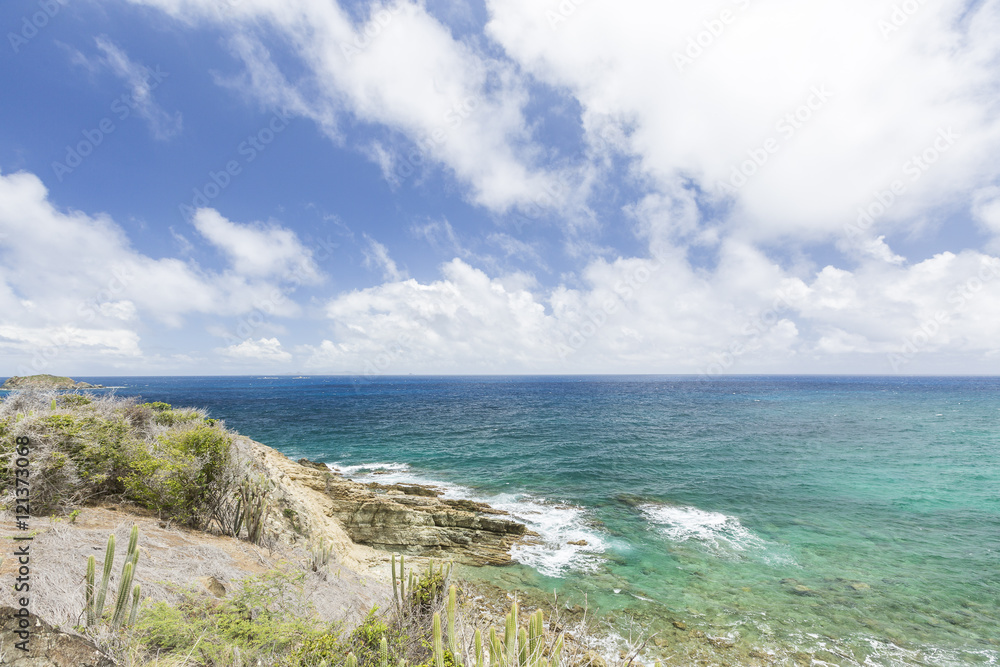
[240,438,533,567]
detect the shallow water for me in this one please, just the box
[75,375,1000,665]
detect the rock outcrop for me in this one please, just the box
[239,437,532,566]
[1,375,103,390]
[0,607,114,666]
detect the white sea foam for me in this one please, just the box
[640,503,797,567]
[333,462,608,578]
[328,461,412,475]
[640,504,765,553]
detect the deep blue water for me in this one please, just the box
[51,376,1000,664]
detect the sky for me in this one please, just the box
[1,0,1000,376]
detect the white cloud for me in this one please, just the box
[306,242,1000,374]
[220,337,292,362]
[126,0,569,213]
[192,208,322,283]
[0,170,319,371]
[486,0,1000,241]
[94,36,182,140]
[362,234,406,281]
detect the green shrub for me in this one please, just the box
[137,570,339,666]
[61,394,93,407]
[142,402,173,412]
[121,424,232,526]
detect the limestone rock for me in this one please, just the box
[0,607,115,666]
[238,436,533,566]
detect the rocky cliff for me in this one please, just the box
[238,436,533,566]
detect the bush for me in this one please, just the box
[121,424,232,526]
[136,570,341,666]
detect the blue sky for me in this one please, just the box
[2,0,1000,375]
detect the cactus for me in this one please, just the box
[518,627,528,667]
[346,653,358,667]
[84,556,96,626]
[489,626,502,667]
[550,634,563,667]
[505,601,518,666]
[392,554,399,609]
[84,526,143,630]
[110,561,134,629]
[379,634,389,667]
[92,534,115,623]
[127,584,141,627]
[474,628,484,667]
[433,612,445,667]
[447,585,458,659]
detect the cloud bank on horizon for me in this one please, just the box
[2,0,1000,375]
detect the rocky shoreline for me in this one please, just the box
[233,435,535,567]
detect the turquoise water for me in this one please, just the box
[77,376,1000,664]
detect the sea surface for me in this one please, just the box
[51,376,1000,665]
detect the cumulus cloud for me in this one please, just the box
[0,170,319,372]
[304,241,1000,374]
[192,208,322,283]
[220,337,292,362]
[486,0,1000,241]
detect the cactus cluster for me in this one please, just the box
[310,536,334,574]
[230,474,272,544]
[391,554,454,616]
[428,591,564,667]
[84,525,142,630]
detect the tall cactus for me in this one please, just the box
[84,526,142,630]
[432,612,445,667]
[84,556,96,626]
[474,628,484,667]
[447,585,458,660]
[92,534,115,622]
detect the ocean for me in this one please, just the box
[64,375,1000,665]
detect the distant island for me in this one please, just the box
[0,374,103,390]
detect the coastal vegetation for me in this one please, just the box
[0,390,628,667]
